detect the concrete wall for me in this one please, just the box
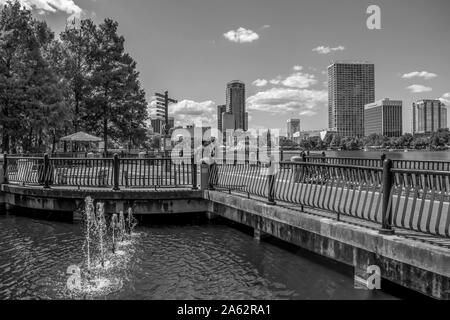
[0,185,208,218]
[205,190,450,300]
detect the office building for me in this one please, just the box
[287,119,301,139]
[364,99,403,137]
[328,61,375,137]
[226,80,248,131]
[217,105,227,133]
[412,100,448,134]
[151,118,163,135]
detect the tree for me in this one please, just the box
[82,18,148,153]
[0,1,68,153]
[60,19,97,134]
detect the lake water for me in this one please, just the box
[283,150,450,161]
[0,215,404,300]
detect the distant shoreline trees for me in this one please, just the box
[280,129,450,152]
[0,0,148,154]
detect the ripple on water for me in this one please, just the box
[0,216,399,300]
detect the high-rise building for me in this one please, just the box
[217,105,227,133]
[328,61,375,137]
[287,119,301,139]
[151,118,163,135]
[226,80,248,131]
[364,99,403,137]
[412,100,448,134]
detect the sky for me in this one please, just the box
[4,0,450,134]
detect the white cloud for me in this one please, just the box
[281,72,317,89]
[439,92,450,105]
[269,77,282,85]
[169,100,217,127]
[406,84,433,93]
[261,25,271,29]
[247,87,327,116]
[223,27,259,43]
[312,45,345,55]
[252,79,268,87]
[255,67,318,90]
[401,71,437,80]
[0,0,83,19]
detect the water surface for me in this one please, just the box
[0,215,401,300]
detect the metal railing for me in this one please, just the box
[301,155,450,171]
[2,154,198,190]
[209,159,450,238]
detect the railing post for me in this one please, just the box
[2,154,7,185]
[380,158,395,235]
[192,156,198,190]
[43,153,50,189]
[113,153,120,191]
[380,153,386,167]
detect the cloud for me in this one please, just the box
[261,25,271,29]
[0,0,83,19]
[281,72,317,89]
[401,71,437,80]
[406,84,433,93]
[247,87,327,116]
[253,66,318,90]
[439,92,450,105]
[252,79,268,87]
[312,45,345,54]
[169,100,217,127]
[223,27,259,43]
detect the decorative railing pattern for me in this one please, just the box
[2,155,197,190]
[209,159,450,238]
[391,169,450,237]
[120,158,193,188]
[49,158,114,187]
[275,163,384,223]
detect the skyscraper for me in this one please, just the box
[412,100,448,134]
[217,105,227,133]
[328,61,375,137]
[226,80,248,131]
[364,99,403,137]
[287,119,301,139]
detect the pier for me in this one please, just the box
[1,153,449,299]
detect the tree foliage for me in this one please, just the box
[0,1,149,153]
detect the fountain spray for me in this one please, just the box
[118,211,125,241]
[84,197,95,271]
[110,214,118,254]
[96,203,106,267]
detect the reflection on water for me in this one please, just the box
[0,215,400,300]
[328,150,450,161]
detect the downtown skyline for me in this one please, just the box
[6,0,450,134]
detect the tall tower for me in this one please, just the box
[217,105,227,133]
[226,80,248,131]
[328,61,375,137]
